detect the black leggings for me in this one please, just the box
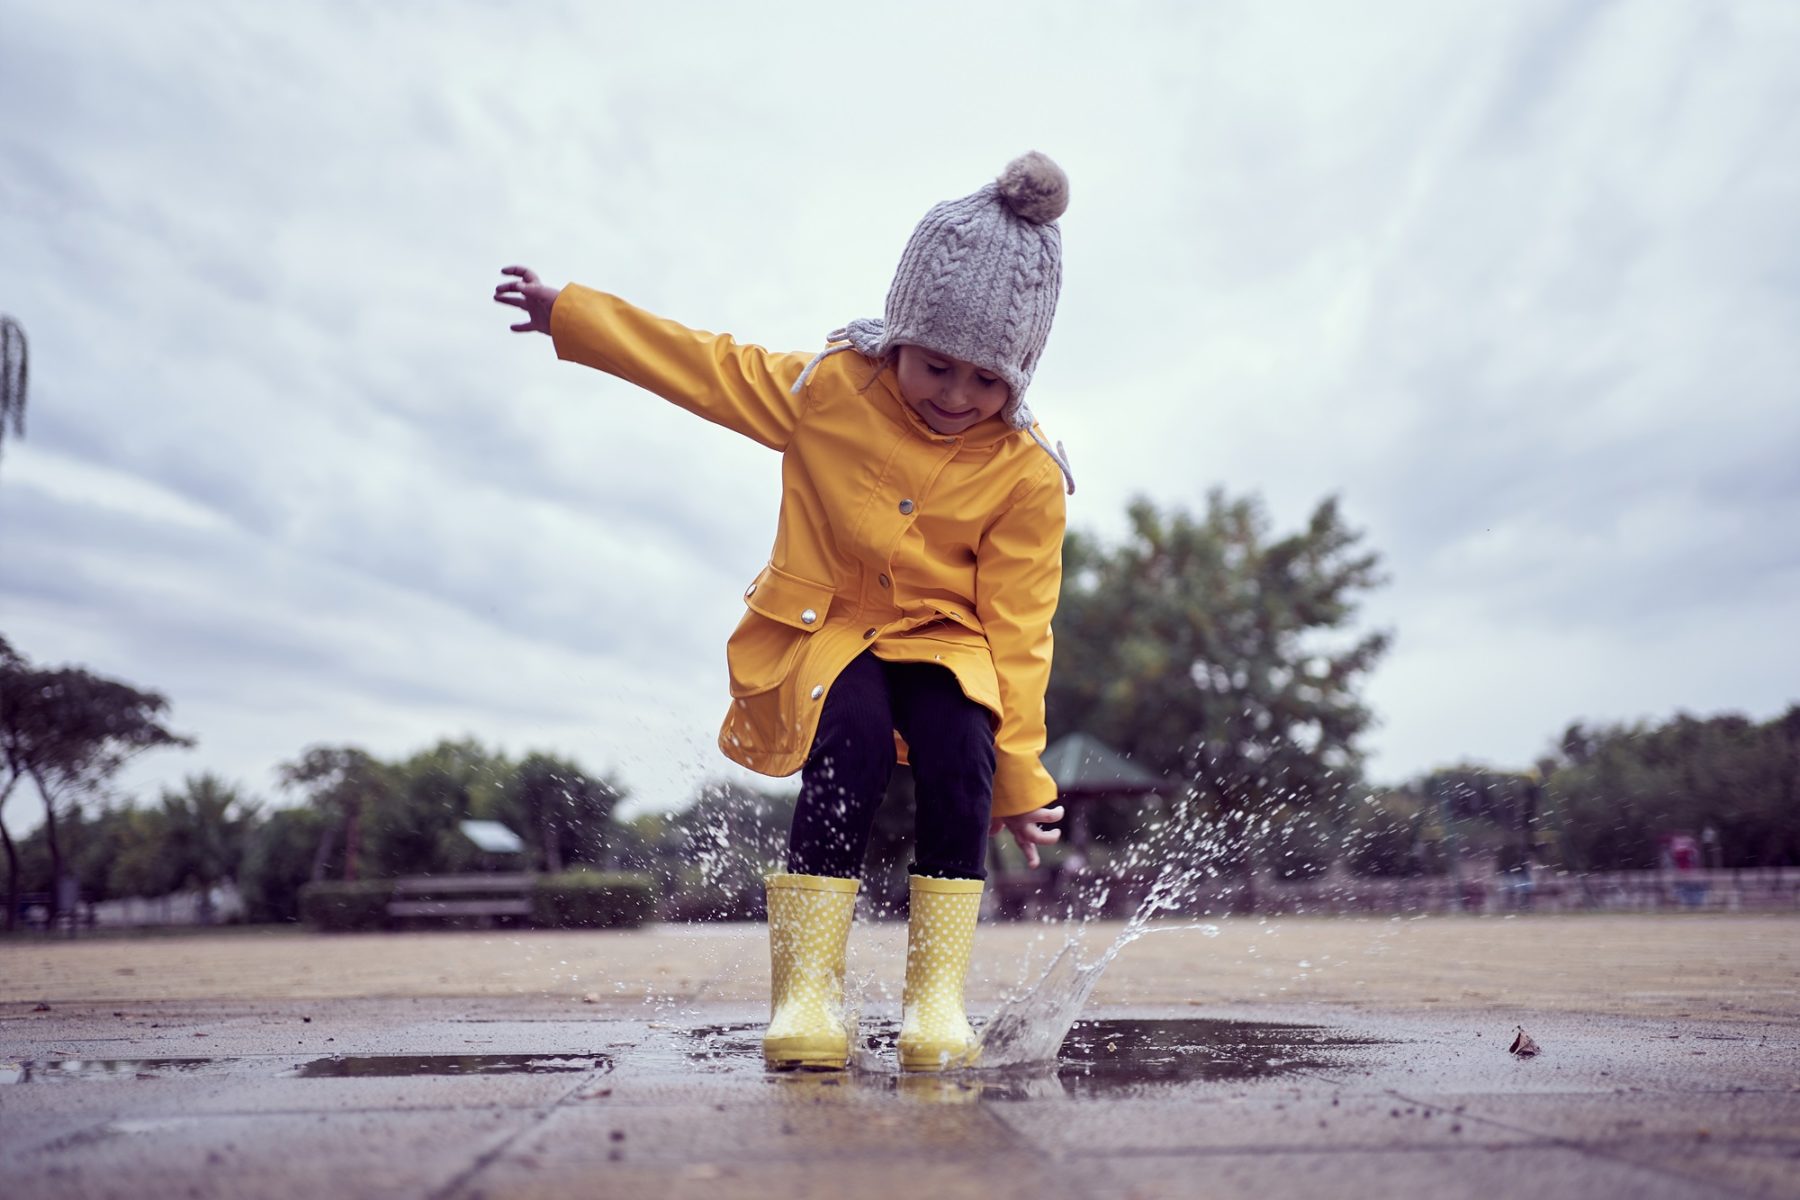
[785,651,995,881]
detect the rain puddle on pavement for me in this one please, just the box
[289,1053,609,1078]
[1,1053,610,1084]
[685,1017,1381,1100]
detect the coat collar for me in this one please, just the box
[864,361,1025,452]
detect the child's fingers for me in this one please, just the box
[500,264,539,283]
[510,319,533,332]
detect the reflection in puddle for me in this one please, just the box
[688,1018,1382,1099]
[2,1058,216,1084]
[291,1053,610,1078]
[1,1053,611,1083]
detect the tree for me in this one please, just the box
[1045,492,1389,872]
[374,738,513,876]
[1545,710,1799,870]
[0,315,25,474]
[239,806,326,923]
[0,645,192,928]
[499,753,624,873]
[278,746,391,882]
[159,774,259,923]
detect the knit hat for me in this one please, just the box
[792,151,1075,493]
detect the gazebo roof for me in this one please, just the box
[1040,733,1170,798]
[458,819,525,854]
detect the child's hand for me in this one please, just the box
[493,265,561,334]
[990,805,1064,870]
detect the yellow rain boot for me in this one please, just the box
[898,875,984,1072]
[762,873,860,1070]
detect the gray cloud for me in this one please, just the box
[3,0,1796,837]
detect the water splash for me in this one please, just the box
[973,866,1218,1068]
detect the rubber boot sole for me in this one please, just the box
[763,1037,850,1070]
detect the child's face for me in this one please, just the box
[894,345,1010,435]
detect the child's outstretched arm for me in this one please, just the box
[491,265,811,451]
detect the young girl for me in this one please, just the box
[494,151,1073,1072]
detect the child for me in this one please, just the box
[494,151,1074,1071]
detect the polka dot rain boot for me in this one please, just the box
[898,874,984,1072]
[762,873,860,1070]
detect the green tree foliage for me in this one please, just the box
[0,642,191,927]
[239,806,327,922]
[1547,710,1800,870]
[278,745,393,883]
[104,806,183,900]
[1046,492,1388,870]
[497,752,624,872]
[369,740,494,878]
[158,774,259,922]
[623,782,794,921]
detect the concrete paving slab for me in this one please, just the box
[992,1091,1539,1152]
[1,1107,547,1200]
[454,1152,1084,1200]
[4,916,1797,1198]
[1624,1141,1800,1200]
[0,1069,595,1117]
[1059,1144,1742,1200]
[510,1100,1018,1164]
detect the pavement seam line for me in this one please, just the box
[1380,1086,1765,1200]
[425,1068,609,1200]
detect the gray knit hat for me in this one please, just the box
[793,151,1075,492]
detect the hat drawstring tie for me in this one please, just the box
[1027,425,1076,496]
[790,336,854,396]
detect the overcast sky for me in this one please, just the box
[3,0,1796,833]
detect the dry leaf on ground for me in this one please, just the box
[1509,1026,1541,1057]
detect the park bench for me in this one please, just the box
[386,873,534,924]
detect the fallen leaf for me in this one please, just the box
[582,993,601,1004]
[1509,1026,1540,1057]
[32,1003,51,1012]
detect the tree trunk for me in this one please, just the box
[342,799,361,882]
[30,770,65,925]
[310,823,336,883]
[1,818,17,934]
[1,772,19,933]
[541,815,563,874]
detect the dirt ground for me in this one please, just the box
[4,912,1795,1021]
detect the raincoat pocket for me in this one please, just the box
[726,564,835,698]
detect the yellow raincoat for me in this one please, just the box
[551,285,1065,818]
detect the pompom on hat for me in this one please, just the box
[793,151,1075,493]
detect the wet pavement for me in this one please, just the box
[4,995,1797,1199]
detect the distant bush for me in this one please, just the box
[531,870,655,929]
[298,880,393,931]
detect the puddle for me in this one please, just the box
[687,1017,1382,1099]
[2,1053,611,1084]
[289,1053,611,1078]
[2,1058,217,1084]
[4,1022,1376,1097]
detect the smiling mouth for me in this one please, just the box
[926,400,972,422]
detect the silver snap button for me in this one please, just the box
[800,608,817,625]
[744,583,758,598]
[863,628,876,639]
[898,499,915,515]
[878,574,890,588]
[810,684,824,700]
